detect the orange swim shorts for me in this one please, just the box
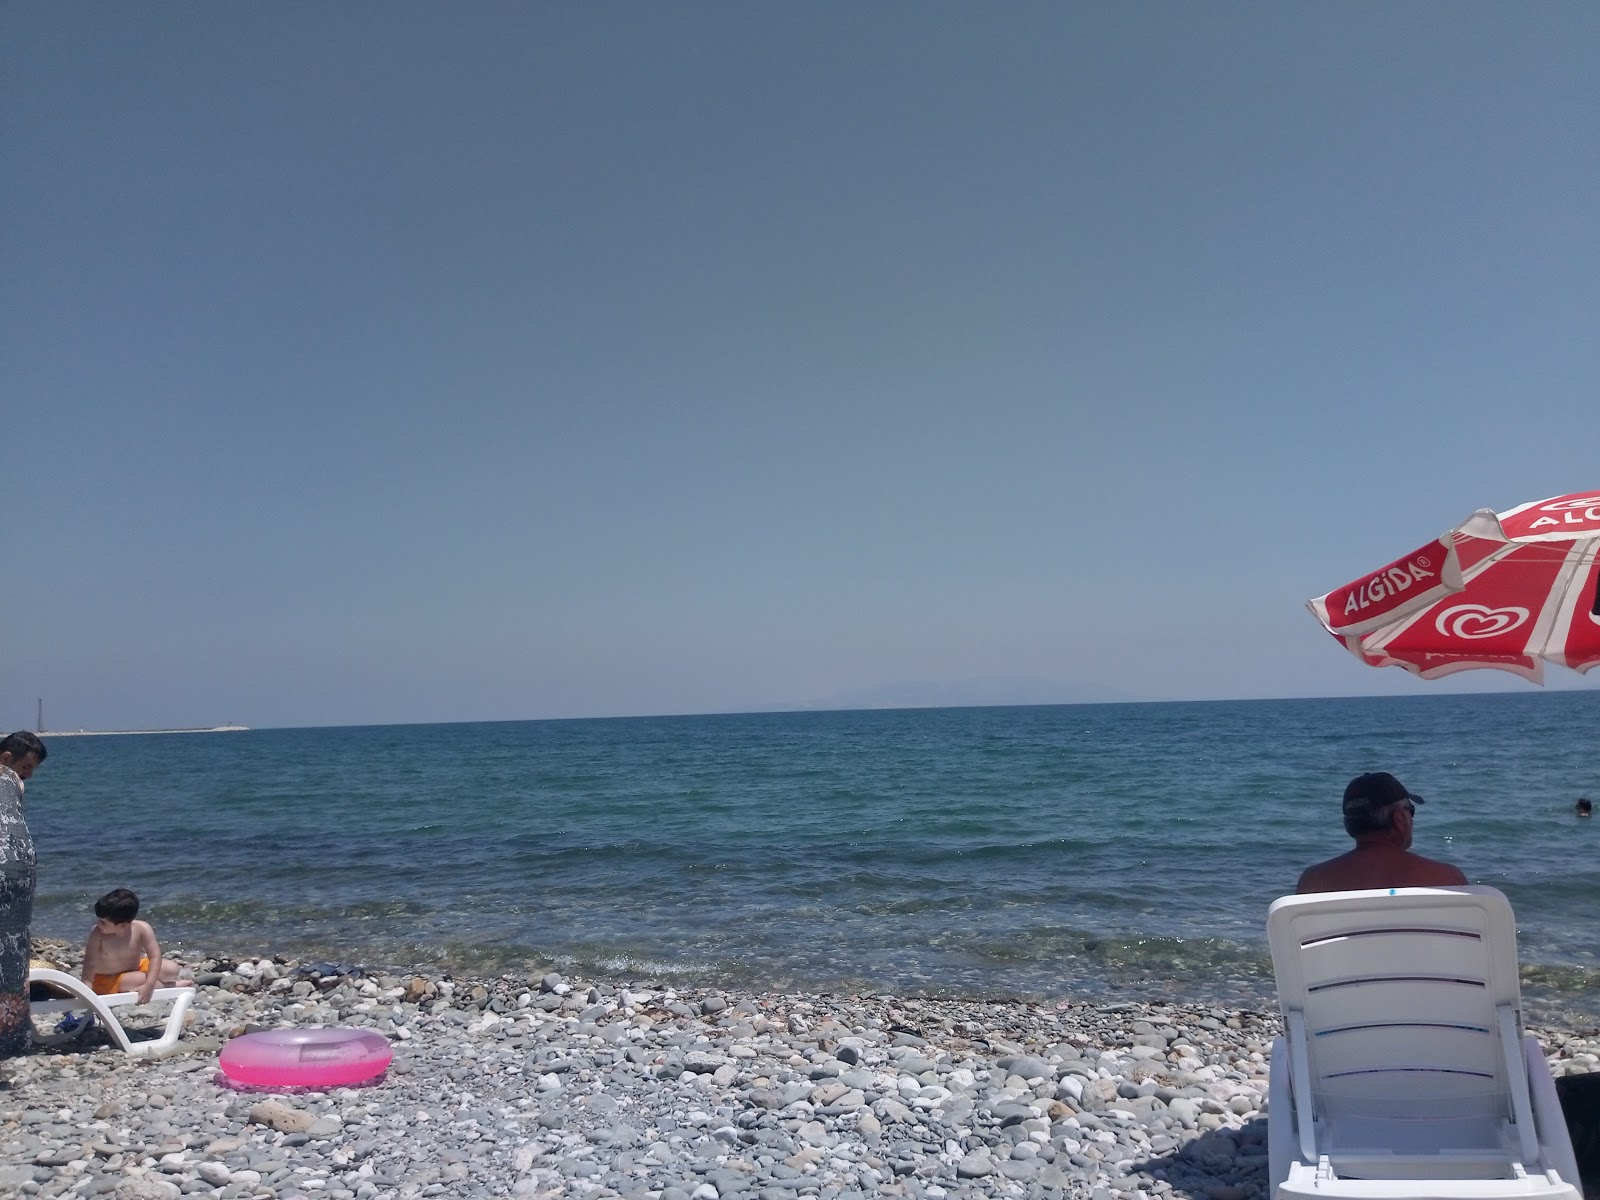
[91,956,150,995]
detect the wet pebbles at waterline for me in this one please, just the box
[8,944,1600,1200]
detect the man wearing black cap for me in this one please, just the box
[1296,771,1468,894]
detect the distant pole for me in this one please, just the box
[37,698,43,734]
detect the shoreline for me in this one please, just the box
[9,940,1599,1200]
[38,920,1600,1030]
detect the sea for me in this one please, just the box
[22,691,1600,1020]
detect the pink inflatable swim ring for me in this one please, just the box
[219,1028,393,1089]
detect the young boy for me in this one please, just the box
[80,888,194,1004]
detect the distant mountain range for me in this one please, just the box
[765,676,1142,713]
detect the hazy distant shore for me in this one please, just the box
[37,724,249,737]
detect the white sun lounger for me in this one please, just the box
[28,966,196,1058]
[1267,886,1582,1200]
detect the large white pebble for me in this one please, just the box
[111,1181,180,1200]
[956,1153,995,1178]
[1168,1097,1201,1127]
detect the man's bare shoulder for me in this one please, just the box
[1297,848,1466,894]
[1407,854,1469,886]
[1296,863,1339,894]
[1296,852,1360,894]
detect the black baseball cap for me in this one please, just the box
[1343,772,1424,824]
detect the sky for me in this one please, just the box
[3,4,1598,730]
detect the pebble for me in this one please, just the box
[5,937,1596,1200]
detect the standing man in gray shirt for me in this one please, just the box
[0,731,47,1058]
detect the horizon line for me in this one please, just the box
[20,687,1591,736]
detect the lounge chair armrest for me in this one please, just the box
[1287,1009,1317,1168]
[1523,1034,1582,1189]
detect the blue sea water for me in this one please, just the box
[22,691,1600,1015]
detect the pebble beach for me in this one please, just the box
[7,941,1599,1200]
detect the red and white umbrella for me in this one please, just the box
[1307,490,1600,683]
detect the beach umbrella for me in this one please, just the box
[1306,489,1600,683]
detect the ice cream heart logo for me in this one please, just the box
[1435,604,1529,640]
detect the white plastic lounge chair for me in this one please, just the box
[27,966,196,1058]
[1267,886,1582,1200]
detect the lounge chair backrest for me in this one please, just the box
[1268,887,1522,1139]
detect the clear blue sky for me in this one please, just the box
[3,4,1597,730]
